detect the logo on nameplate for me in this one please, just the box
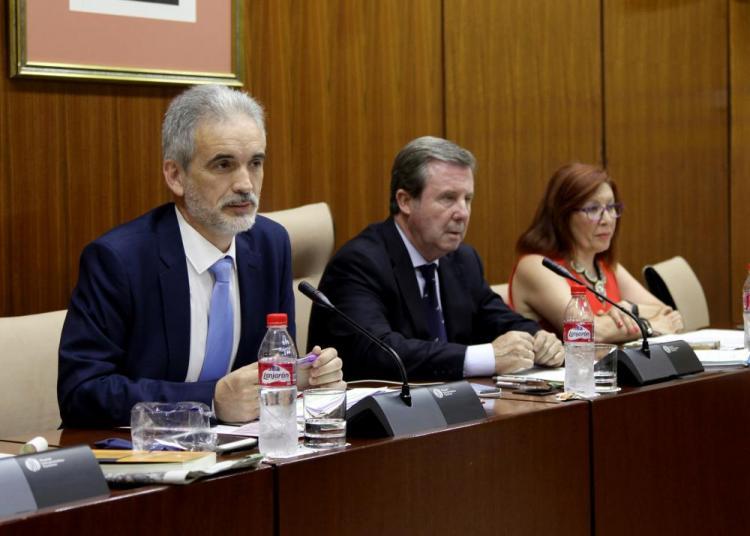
[432,386,457,399]
[24,459,42,472]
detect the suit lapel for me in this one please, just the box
[381,219,430,338]
[235,233,262,367]
[157,206,191,381]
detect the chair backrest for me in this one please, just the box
[491,283,510,304]
[0,310,67,437]
[262,202,335,351]
[642,256,710,331]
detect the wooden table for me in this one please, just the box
[272,396,591,535]
[5,368,747,535]
[590,367,750,535]
[0,430,274,536]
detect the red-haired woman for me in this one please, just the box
[509,163,683,343]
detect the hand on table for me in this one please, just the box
[533,330,564,367]
[492,331,535,374]
[214,362,260,423]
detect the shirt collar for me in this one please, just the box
[394,219,439,269]
[175,205,237,274]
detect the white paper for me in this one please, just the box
[103,453,263,485]
[641,329,745,350]
[69,0,196,22]
[513,367,566,383]
[694,349,749,366]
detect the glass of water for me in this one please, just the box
[594,344,619,393]
[303,388,347,448]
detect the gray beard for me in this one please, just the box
[183,185,259,236]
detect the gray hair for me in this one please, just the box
[162,84,266,170]
[389,136,476,215]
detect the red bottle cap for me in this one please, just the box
[266,313,288,327]
[570,284,587,295]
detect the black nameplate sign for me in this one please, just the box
[0,445,109,518]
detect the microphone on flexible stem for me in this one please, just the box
[298,280,411,406]
[298,280,486,438]
[541,257,703,385]
[541,257,651,356]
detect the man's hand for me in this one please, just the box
[214,362,260,423]
[298,346,346,390]
[533,330,564,367]
[491,331,535,374]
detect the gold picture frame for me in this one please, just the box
[9,0,243,86]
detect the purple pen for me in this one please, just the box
[297,352,319,368]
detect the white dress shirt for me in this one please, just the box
[394,221,495,377]
[175,207,242,382]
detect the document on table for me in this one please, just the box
[513,367,565,383]
[634,329,748,366]
[513,329,749,378]
[215,387,391,437]
[692,349,748,366]
[645,329,745,350]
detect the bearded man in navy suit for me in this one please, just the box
[308,136,563,381]
[58,85,344,427]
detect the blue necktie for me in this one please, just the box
[199,257,234,381]
[417,263,447,343]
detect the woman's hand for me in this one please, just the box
[647,308,684,335]
[596,301,641,337]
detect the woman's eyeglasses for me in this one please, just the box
[577,202,624,221]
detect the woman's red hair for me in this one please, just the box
[516,162,620,266]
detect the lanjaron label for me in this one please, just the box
[258,361,295,387]
[563,322,594,343]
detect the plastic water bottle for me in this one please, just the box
[743,264,750,351]
[258,313,298,457]
[564,284,596,396]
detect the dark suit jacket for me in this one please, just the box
[58,203,294,427]
[307,218,539,381]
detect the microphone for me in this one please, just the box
[298,280,411,406]
[541,257,650,355]
[541,257,703,385]
[298,280,487,437]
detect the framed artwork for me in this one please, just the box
[9,0,243,86]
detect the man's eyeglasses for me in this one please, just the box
[576,202,624,221]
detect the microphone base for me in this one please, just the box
[617,340,704,386]
[346,381,486,438]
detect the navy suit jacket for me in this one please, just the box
[308,218,540,381]
[58,203,294,427]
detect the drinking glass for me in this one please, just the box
[303,388,347,448]
[594,343,619,393]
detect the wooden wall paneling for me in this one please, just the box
[113,88,176,225]
[0,7,10,314]
[62,89,120,301]
[730,0,750,327]
[444,0,603,287]
[62,87,177,301]
[0,7,179,315]
[246,0,444,249]
[604,0,730,325]
[5,81,71,315]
